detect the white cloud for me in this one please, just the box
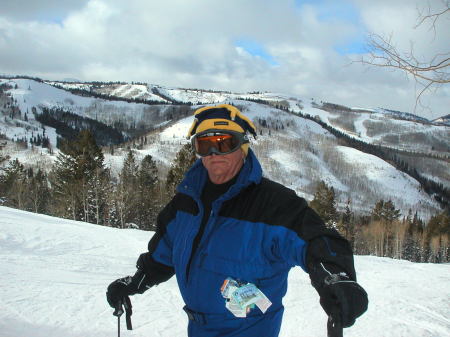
[0,0,448,119]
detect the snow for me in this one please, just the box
[336,146,437,209]
[1,79,173,149]
[44,82,168,103]
[159,116,194,142]
[5,79,96,111]
[3,78,447,156]
[354,112,370,139]
[0,142,57,171]
[155,87,299,106]
[1,206,449,337]
[299,100,449,155]
[270,150,299,172]
[1,79,446,217]
[158,88,230,104]
[109,84,168,102]
[2,93,442,216]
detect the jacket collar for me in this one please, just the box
[177,149,262,201]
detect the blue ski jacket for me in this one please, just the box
[139,149,356,337]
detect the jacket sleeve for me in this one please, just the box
[274,190,356,287]
[135,195,179,287]
[299,206,357,287]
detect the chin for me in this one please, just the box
[210,168,227,176]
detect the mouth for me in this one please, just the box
[210,159,227,164]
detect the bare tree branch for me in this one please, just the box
[415,1,450,29]
[355,1,450,112]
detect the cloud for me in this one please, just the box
[0,0,448,119]
[1,0,84,22]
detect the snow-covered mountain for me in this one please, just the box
[433,114,450,126]
[1,206,449,337]
[1,77,449,218]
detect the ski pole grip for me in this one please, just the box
[113,300,124,317]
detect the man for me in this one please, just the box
[107,104,368,337]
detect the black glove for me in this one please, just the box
[106,269,152,309]
[106,252,173,310]
[107,276,133,309]
[318,273,368,328]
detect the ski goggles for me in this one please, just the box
[191,129,249,157]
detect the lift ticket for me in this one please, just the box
[220,277,272,318]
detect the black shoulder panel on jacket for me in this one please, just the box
[219,177,309,229]
[220,178,344,241]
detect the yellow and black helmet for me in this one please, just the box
[187,104,257,156]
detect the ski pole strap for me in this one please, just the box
[123,296,133,330]
[113,296,133,331]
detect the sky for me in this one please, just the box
[0,0,449,119]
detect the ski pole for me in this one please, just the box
[117,315,121,337]
[327,313,343,337]
[113,300,124,337]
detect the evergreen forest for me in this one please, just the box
[0,130,448,263]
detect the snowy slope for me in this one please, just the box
[2,78,99,111]
[126,101,440,216]
[3,78,448,155]
[299,101,449,155]
[1,206,449,337]
[335,146,435,212]
[433,114,450,126]
[46,81,169,103]
[1,78,446,217]
[0,79,173,148]
[154,86,296,105]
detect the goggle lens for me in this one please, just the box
[193,133,242,156]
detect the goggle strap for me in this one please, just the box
[192,130,246,156]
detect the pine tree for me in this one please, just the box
[425,211,450,263]
[383,200,401,223]
[0,159,28,209]
[337,197,355,248]
[88,166,111,225]
[166,143,196,198]
[403,209,417,261]
[50,151,79,220]
[310,180,338,227]
[75,130,108,224]
[27,168,50,214]
[50,130,108,223]
[136,154,160,230]
[371,199,401,223]
[371,200,386,222]
[115,150,139,228]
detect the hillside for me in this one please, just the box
[0,77,449,218]
[1,206,449,337]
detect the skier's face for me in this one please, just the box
[202,148,245,184]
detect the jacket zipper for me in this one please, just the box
[185,204,211,283]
